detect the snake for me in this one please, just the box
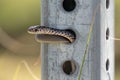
[28,25,76,43]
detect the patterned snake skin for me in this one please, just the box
[28,25,76,43]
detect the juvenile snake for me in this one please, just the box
[28,25,76,43]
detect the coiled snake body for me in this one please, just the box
[28,25,76,43]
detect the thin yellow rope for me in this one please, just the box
[12,60,39,80]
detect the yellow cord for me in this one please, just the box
[13,63,21,80]
[12,60,39,80]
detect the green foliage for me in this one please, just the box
[0,0,40,36]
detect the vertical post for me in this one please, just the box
[100,0,114,80]
[38,0,114,80]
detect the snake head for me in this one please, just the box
[28,25,42,34]
[28,25,76,43]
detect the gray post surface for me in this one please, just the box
[38,0,114,80]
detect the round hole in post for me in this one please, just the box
[62,60,76,75]
[65,29,76,43]
[106,59,110,71]
[106,0,110,9]
[106,28,110,40]
[62,0,76,12]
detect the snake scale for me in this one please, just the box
[28,25,76,43]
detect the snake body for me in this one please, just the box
[28,25,76,43]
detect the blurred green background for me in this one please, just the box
[0,0,40,80]
[115,0,120,80]
[0,0,119,80]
